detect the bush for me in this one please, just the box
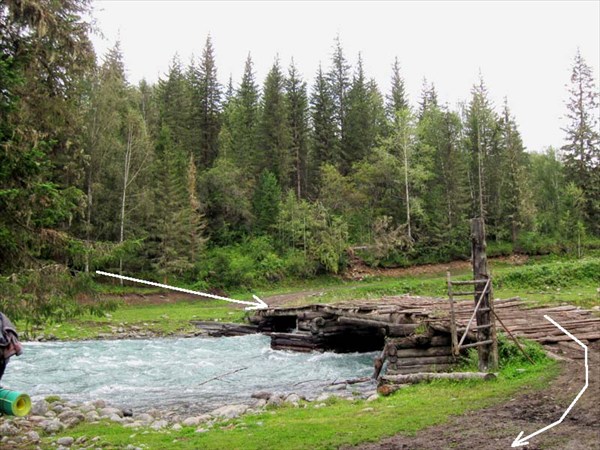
[282,249,318,278]
[461,333,548,370]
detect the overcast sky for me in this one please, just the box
[91,1,599,153]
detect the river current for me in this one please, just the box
[2,334,376,412]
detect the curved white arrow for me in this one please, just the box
[95,271,268,310]
[511,314,588,447]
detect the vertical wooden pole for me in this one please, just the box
[447,271,458,356]
[471,217,497,371]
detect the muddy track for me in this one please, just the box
[349,340,600,450]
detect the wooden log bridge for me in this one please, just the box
[250,295,600,376]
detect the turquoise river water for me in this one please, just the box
[3,334,376,412]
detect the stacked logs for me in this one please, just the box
[251,295,600,377]
[382,335,456,375]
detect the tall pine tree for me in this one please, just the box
[561,50,600,233]
[309,64,338,192]
[286,60,309,198]
[259,58,291,187]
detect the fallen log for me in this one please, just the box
[390,335,450,348]
[387,363,453,374]
[381,371,496,385]
[533,332,600,344]
[396,355,456,366]
[395,346,454,358]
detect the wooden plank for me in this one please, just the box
[396,355,455,366]
[459,339,494,349]
[386,363,453,375]
[449,279,489,285]
[382,371,496,384]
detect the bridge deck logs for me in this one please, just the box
[251,295,599,377]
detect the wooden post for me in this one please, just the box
[471,217,498,371]
[447,271,459,356]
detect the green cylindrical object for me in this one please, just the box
[0,388,31,416]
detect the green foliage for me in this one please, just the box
[495,257,600,289]
[462,334,549,371]
[0,266,116,336]
[197,237,285,289]
[277,192,349,274]
[252,170,281,235]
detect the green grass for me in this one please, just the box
[29,256,600,340]
[31,300,248,340]
[45,358,558,449]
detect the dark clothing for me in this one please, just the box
[0,312,22,382]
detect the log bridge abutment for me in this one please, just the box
[249,296,600,377]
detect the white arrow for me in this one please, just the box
[95,271,268,310]
[511,314,588,448]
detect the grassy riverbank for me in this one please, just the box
[29,256,599,341]
[45,357,558,449]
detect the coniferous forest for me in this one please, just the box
[1,1,599,322]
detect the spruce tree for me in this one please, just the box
[328,36,351,158]
[309,64,338,191]
[386,57,408,121]
[464,75,498,223]
[221,54,260,173]
[286,60,309,198]
[561,50,600,233]
[344,54,372,169]
[259,58,291,187]
[497,100,533,243]
[252,170,282,234]
[197,35,221,169]
[417,105,469,246]
[157,55,191,153]
[418,78,438,120]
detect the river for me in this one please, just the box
[3,334,376,412]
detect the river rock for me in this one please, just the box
[109,414,123,422]
[123,408,133,417]
[99,407,123,418]
[26,430,41,443]
[58,410,85,426]
[172,423,182,431]
[57,436,74,447]
[182,417,201,427]
[93,399,106,409]
[210,404,248,419]
[150,420,168,430]
[315,393,331,402]
[195,427,209,433]
[28,415,47,423]
[79,402,95,413]
[135,413,154,425]
[85,411,101,422]
[366,394,379,402]
[42,419,65,433]
[31,400,49,416]
[267,395,283,407]
[0,422,19,436]
[145,408,162,418]
[52,404,65,413]
[251,398,267,409]
[250,391,271,400]
[285,394,301,405]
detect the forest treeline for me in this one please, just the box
[1,1,599,318]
